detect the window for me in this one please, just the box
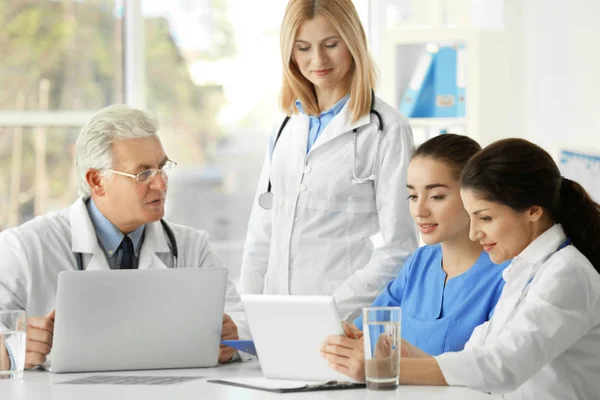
[1,0,371,282]
[0,127,79,227]
[0,0,123,112]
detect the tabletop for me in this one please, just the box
[0,361,501,400]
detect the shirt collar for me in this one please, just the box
[503,224,568,281]
[295,94,350,118]
[516,223,567,265]
[86,198,145,257]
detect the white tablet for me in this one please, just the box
[241,294,352,382]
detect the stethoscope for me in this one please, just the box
[258,91,384,210]
[74,219,179,270]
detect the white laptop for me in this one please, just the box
[241,295,352,382]
[50,268,228,373]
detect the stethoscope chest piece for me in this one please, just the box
[258,191,274,210]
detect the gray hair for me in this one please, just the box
[75,104,159,196]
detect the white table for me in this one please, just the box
[1,361,500,399]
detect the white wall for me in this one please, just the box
[519,0,600,156]
[370,0,600,156]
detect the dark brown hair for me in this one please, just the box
[412,133,482,179]
[461,138,600,272]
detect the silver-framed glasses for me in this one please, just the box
[105,159,177,184]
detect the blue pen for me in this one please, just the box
[221,340,258,356]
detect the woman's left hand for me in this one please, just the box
[320,324,365,382]
[401,338,430,358]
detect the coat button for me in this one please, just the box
[300,184,307,191]
[304,166,312,174]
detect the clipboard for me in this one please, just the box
[207,377,365,393]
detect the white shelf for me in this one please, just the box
[409,117,467,127]
[385,27,477,45]
[379,26,508,144]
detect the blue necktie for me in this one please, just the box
[120,236,135,270]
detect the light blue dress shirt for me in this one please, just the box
[86,199,145,269]
[354,245,510,356]
[295,95,349,153]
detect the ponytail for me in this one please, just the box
[461,138,600,274]
[557,178,600,271]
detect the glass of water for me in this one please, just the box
[0,310,26,379]
[362,307,401,390]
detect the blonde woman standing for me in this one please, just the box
[239,0,417,319]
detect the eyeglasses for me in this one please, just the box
[105,160,177,184]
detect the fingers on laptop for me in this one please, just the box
[25,333,52,369]
[25,314,55,369]
[221,313,239,340]
[218,346,236,364]
[27,318,54,348]
[25,340,51,358]
[28,315,55,335]
[26,328,53,347]
[25,351,48,369]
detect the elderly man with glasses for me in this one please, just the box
[0,105,244,369]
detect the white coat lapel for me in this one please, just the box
[288,113,310,155]
[69,197,111,271]
[138,220,171,270]
[308,102,370,154]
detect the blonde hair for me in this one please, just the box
[279,0,376,122]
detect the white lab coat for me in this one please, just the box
[0,197,243,319]
[239,96,418,320]
[436,224,600,399]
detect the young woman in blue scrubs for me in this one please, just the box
[320,134,510,375]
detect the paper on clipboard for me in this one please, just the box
[213,377,311,390]
[207,377,366,393]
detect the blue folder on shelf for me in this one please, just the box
[400,45,466,118]
[399,49,436,118]
[433,46,458,117]
[221,340,258,356]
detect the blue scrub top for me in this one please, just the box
[354,244,509,356]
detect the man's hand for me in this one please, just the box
[218,313,238,364]
[0,335,10,370]
[25,310,55,369]
[319,321,365,382]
